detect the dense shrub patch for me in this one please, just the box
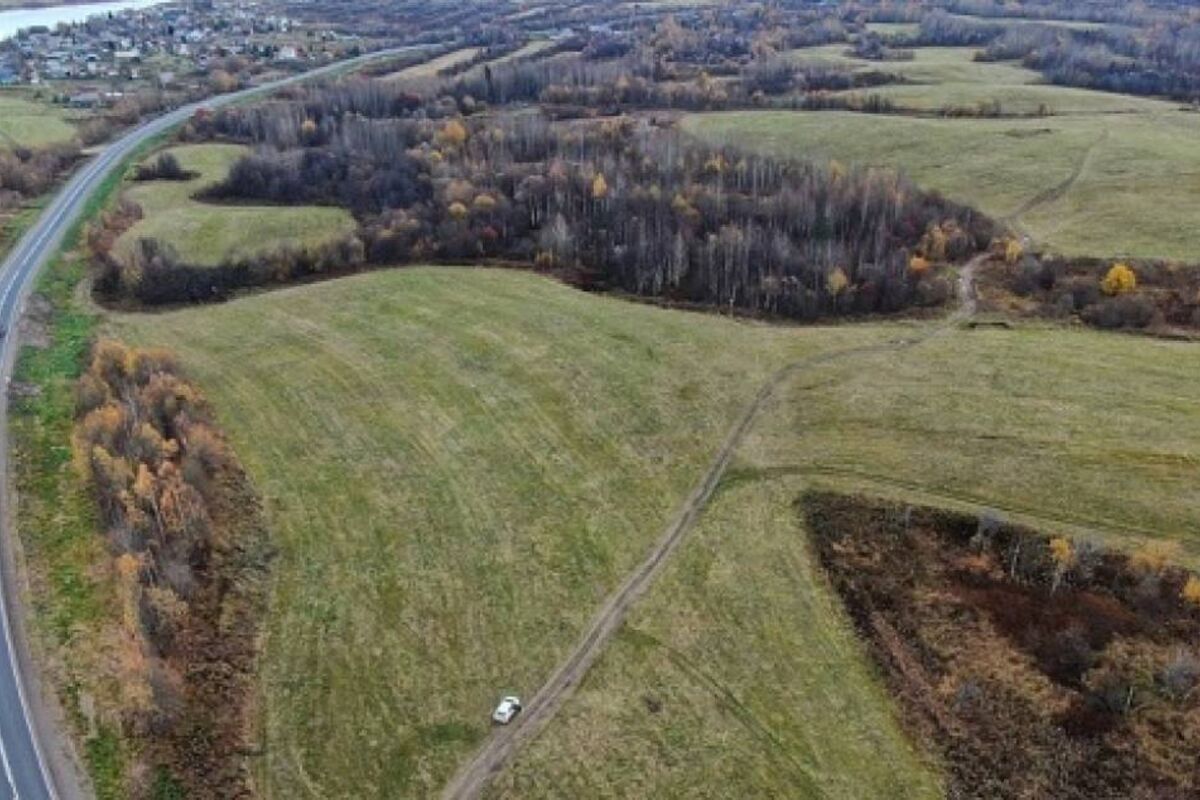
[72,340,269,798]
[987,253,1200,333]
[805,493,1200,800]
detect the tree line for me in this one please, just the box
[913,8,1200,101]
[72,340,267,798]
[100,96,995,317]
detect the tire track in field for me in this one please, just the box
[752,464,1174,547]
[1004,129,1108,226]
[440,257,988,799]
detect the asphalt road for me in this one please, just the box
[0,43,428,800]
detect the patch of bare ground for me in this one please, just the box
[804,493,1200,800]
[17,292,52,349]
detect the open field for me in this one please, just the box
[863,21,920,36]
[490,314,1200,800]
[487,475,942,799]
[0,90,80,148]
[786,45,1169,114]
[683,108,1200,262]
[105,266,1200,797]
[381,47,483,82]
[381,42,553,85]
[948,12,1110,31]
[109,268,900,797]
[114,143,356,266]
[747,324,1200,562]
[492,39,555,65]
[786,44,1040,85]
[855,80,1169,114]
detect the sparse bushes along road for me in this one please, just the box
[72,339,268,798]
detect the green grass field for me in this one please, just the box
[490,321,1200,800]
[487,475,942,799]
[105,268,1200,797]
[863,21,920,36]
[786,45,1169,114]
[683,108,1200,262]
[381,47,484,82]
[948,12,1109,31]
[0,90,79,148]
[114,144,356,266]
[750,325,1200,558]
[109,268,893,798]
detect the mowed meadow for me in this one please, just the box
[114,144,356,266]
[687,45,1200,262]
[109,267,889,797]
[108,267,1200,797]
[491,317,1200,799]
[0,90,81,148]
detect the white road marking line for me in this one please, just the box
[0,722,17,800]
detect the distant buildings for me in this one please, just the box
[0,0,355,100]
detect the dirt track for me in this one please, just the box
[440,256,987,799]
[1005,129,1108,225]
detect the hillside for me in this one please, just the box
[683,45,1200,263]
[9,2,1200,797]
[106,268,1200,797]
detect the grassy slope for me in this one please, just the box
[491,40,555,65]
[493,322,1200,799]
[381,47,484,82]
[683,107,1200,261]
[109,267,905,798]
[114,143,356,266]
[947,12,1109,31]
[0,90,78,148]
[863,21,920,36]
[751,325,1200,558]
[488,475,942,799]
[860,48,1163,114]
[109,268,1200,797]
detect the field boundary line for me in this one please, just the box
[750,465,1174,544]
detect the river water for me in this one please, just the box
[0,0,165,41]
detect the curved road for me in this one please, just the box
[0,44,429,800]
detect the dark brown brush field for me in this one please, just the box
[804,492,1200,800]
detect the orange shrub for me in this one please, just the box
[908,254,931,275]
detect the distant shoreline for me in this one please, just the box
[0,0,165,41]
[0,1,97,11]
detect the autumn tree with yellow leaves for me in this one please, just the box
[437,118,469,150]
[1048,536,1074,594]
[826,267,849,296]
[1004,237,1024,265]
[591,172,609,199]
[1101,262,1137,296]
[1182,575,1200,607]
[72,339,266,792]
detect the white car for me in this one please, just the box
[492,695,522,725]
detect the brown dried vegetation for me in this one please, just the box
[804,493,1200,800]
[983,253,1200,334]
[72,339,269,799]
